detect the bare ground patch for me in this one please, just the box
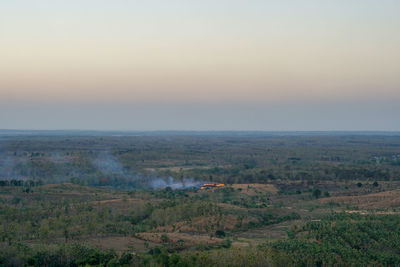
[320,189,400,209]
[154,214,246,233]
[231,184,278,196]
[86,236,158,253]
[136,232,223,246]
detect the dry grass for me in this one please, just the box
[320,189,400,209]
[91,197,161,210]
[41,183,100,192]
[235,220,297,240]
[137,232,223,246]
[230,183,278,196]
[217,203,247,211]
[345,210,400,215]
[154,214,246,233]
[85,236,158,253]
[93,198,143,205]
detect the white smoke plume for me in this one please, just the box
[149,176,204,190]
[93,152,125,175]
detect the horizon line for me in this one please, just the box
[1,129,400,136]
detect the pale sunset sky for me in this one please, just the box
[1,1,399,130]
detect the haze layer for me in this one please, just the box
[1,1,399,130]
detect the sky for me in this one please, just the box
[1,0,399,131]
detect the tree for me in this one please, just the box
[215,230,226,238]
[313,189,321,199]
[64,229,69,243]
[160,234,169,243]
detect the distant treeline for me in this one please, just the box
[0,179,43,187]
[1,135,400,187]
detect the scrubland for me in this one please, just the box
[1,134,400,266]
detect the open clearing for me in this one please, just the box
[230,183,278,195]
[136,232,223,246]
[86,236,158,253]
[320,189,400,209]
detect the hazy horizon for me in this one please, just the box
[1,1,399,131]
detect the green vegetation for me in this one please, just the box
[1,134,400,266]
[1,135,400,187]
[272,213,400,266]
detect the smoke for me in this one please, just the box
[93,152,125,175]
[149,176,203,190]
[48,152,70,163]
[0,148,204,190]
[91,152,203,190]
[0,156,18,178]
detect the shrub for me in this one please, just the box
[312,189,321,199]
[215,230,226,238]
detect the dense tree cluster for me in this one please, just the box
[272,213,400,266]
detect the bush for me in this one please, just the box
[215,230,226,238]
[312,189,321,199]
